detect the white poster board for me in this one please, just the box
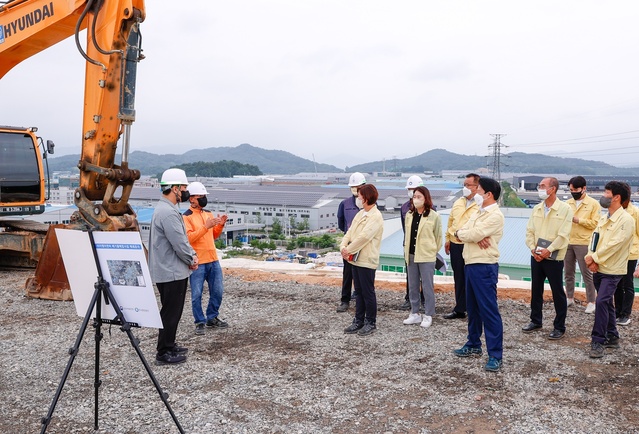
[56,229,163,329]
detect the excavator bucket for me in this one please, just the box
[25,225,73,301]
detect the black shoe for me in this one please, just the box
[195,323,205,335]
[548,329,564,340]
[604,335,620,349]
[399,300,411,311]
[172,344,188,354]
[344,321,364,334]
[336,302,349,313]
[522,322,542,333]
[358,323,377,336]
[155,352,187,365]
[589,341,605,358]
[206,317,228,328]
[617,316,632,326]
[443,311,467,320]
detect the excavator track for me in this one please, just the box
[0,219,49,268]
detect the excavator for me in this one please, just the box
[0,0,146,300]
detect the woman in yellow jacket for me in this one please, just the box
[340,184,384,336]
[402,186,442,328]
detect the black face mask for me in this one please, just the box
[571,191,583,200]
[175,188,190,203]
[197,196,208,208]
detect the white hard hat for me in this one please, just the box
[187,181,208,195]
[348,172,367,187]
[160,168,188,186]
[405,175,424,189]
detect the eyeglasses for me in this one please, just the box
[463,183,478,188]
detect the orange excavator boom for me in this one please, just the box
[0,0,146,300]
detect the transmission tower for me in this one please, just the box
[488,134,507,181]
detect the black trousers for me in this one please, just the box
[530,258,567,332]
[449,242,466,313]
[341,259,354,303]
[615,259,637,318]
[156,278,188,355]
[353,265,377,325]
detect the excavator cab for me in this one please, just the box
[0,126,48,214]
[0,126,54,268]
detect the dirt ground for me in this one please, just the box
[3,265,639,433]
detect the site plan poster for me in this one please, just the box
[56,229,163,328]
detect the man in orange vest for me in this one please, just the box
[183,182,229,336]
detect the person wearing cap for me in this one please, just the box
[183,181,229,335]
[149,168,198,365]
[336,172,366,313]
[399,175,426,311]
[443,173,480,320]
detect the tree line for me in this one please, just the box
[159,160,263,178]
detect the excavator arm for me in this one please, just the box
[0,0,146,299]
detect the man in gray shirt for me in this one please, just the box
[149,168,198,365]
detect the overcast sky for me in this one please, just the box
[2,0,638,169]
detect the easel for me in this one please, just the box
[40,230,185,433]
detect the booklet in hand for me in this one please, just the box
[535,238,558,260]
[589,232,599,252]
[348,251,360,262]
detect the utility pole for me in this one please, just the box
[488,134,507,181]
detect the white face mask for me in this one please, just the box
[355,197,363,208]
[462,187,472,197]
[412,198,425,209]
[350,187,359,196]
[407,190,414,198]
[474,193,484,208]
[538,189,549,200]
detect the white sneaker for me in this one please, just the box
[585,302,596,314]
[566,297,574,307]
[420,315,433,328]
[403,313,422,325]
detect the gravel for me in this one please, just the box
[1,266,639,434]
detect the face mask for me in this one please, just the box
[538,189,549,200]
[599,196,612,209]
[473,193,484,208]
[177,188,190,203]
[412,198,424,209]
[355,197,363,209]
[571,191,583,200]
[197,196,208,208]
[350,187,359,196]
[407,190,414,198]
[462,187,472,197]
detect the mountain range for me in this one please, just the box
[47,144,638,177]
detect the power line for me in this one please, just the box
[511,130,639,148]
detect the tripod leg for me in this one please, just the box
[93,283,106,430]
[40,286,101,434]
[102,285,185,434]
